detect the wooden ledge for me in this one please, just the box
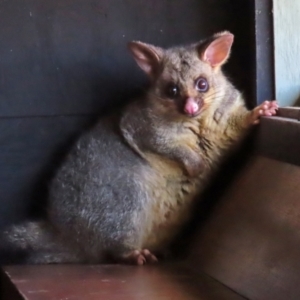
[255,114,300,166]
[1,264,246,300]
[277,107,300,120]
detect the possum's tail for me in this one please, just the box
[0,221,84,264]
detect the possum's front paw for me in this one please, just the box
[121,249,158,265]
[184,155,205,177]
[249,100,278,125]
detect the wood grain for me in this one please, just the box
[255,115,300,166]
[187,156,300,300]
[1,264,247,300]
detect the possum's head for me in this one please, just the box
[128,31,234,119]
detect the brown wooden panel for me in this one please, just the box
[277,107,300,120]
[253,0,275,105]
[255,116,300,166]
[187,156,300,300]
[1,264,247,300]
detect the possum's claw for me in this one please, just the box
[249,100,278,125]
[121,249,158,265]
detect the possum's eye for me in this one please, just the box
[195,77,209,93]
[166,83,180,98]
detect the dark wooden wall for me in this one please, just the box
[0,0,256,228]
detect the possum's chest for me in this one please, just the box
[139,133,232,252]
[140,169,201,251]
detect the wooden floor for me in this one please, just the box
[1,264,246,300]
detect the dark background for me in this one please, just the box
[0,0,257,228]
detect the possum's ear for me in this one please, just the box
[200,31,234,68]
[128,41,164,79]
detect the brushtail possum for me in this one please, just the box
[0,31,278,265]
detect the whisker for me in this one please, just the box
[204,89,236,102]
[204,93,226,102]
[147,87,235,104]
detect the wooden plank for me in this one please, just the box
[0,264,247,300]
[255,116,300,166]
[187,156,300,300]
[253,0,275,105]
[277,107,300,120]
[0,116,92,228]
[0,270,23,300]
[0,0,255,117]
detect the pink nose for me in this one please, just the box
[184,97,199,115]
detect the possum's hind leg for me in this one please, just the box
[0,221,84,264]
